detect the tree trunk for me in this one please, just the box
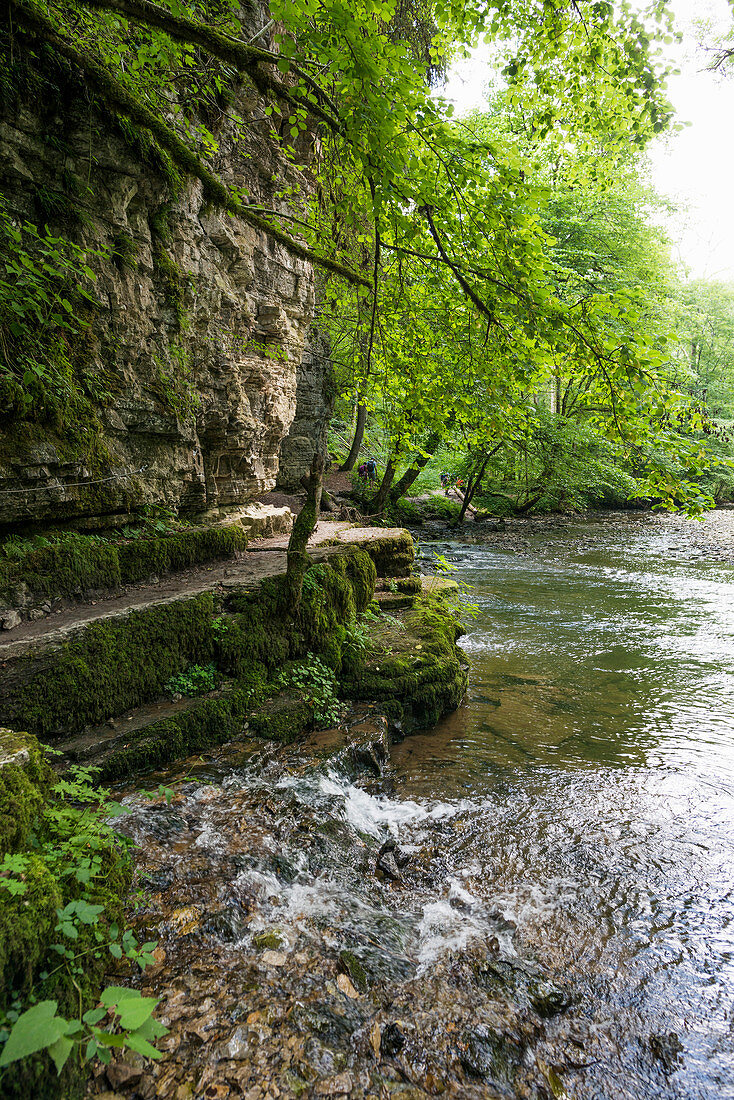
[388,431,441,502]
[341,401,367,471]
[286,452,323,608]
[454,445,501,525]
[369,458,396,515]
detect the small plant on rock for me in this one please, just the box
[0,764,166,1080]
[165,663,220,697]
[278,653,341,727]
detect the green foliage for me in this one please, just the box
[111,232,138,272]
[0,749,164,1097]
[471,414,640,514]
[393,496,462,524]
[0,199,103,428]
[278,653,341,727]
[165,662,219,697]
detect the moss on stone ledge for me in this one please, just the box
[2,543,465,781]
[0,523,248,607]
[2,548,379,746]
[340,595,468,730]
[6,593,218,737]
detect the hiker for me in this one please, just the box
[359,459,378,484]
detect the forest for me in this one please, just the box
[2,0,734,526]
[2,0,734,1095]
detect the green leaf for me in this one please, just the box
[125,1032,165,1059]
[100,989,158,1030]
[47,1035,74,1074]
[0,1001,67,1067]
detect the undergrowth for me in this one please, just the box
[0,747,167,1098]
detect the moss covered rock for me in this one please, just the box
[340,595,468,731]
[0,728,132,1100]
[0,523,248,609]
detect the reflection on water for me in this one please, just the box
[391,513,734,1095]
[118,512,734,1098]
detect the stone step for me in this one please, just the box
[374,591,415,611]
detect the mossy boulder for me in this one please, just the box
[340,595,468,730]
[0,728,53,854]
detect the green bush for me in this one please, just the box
[278,654,341,727]
[164,663,220,697]
[0,736,162,1099]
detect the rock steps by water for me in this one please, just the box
[0,524,451,779]
[0,523,413,656]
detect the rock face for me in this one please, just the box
[0,20,330,530]
[276,323,334,492]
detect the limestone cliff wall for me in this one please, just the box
[0,26,332,530]
[276,322,334,491]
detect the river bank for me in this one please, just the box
[0,520,469,1098]
[4,509,734,1098]
[404,505,734,564]
[89,508,734,1099]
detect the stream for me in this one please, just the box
[112,510,734,1100]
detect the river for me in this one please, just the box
[115,510,734,1100]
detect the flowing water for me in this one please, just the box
[114,511,734,1100]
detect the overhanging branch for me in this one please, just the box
[77,0,344,131]
[9,0,370,288]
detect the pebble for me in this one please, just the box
[261,949,287,967]
[336,972,359,999]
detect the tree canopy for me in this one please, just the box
[3,0,728,514]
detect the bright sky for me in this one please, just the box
[445,0,734,283]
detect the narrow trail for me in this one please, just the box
[0,522,400,658]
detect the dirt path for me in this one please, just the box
[0,521,395,658]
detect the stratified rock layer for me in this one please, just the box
[0,17,330,529]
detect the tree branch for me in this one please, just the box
[420,204,500,328]
[10,0,370,288]
[77,0,344,131]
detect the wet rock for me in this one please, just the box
[314,1071,353,1095]
[388,719,405,743]
[380,1022,407,1057]
[458,1025,524,1087]
[336,972,360,999]
[253,929,285,950]
[106,1056,144,1089]
[338,949,369,993]
[223,1026,250,1059]
[369,1021,381,1060]
[303,1037,344,1076]
[169,905,201,935]
[529,980,570,1018]
[649,1031,683,1071]
[376,838,411,881]
[261,949,287,967]
[346,716,390,775]
[201,903,248,942]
